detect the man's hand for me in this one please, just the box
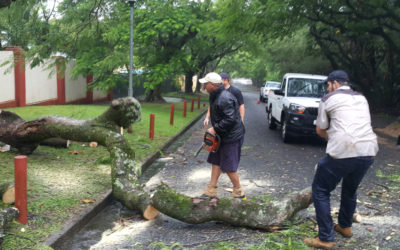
[207,127,216,135]
[316,126,328,140]
[203,117,209,128]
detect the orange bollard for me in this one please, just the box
[257,99,260,104]
[170,104,174,125]
[197,96,201,109]
[183,100,187,117]
[149,113,155,139]
[14,155,28,224]
[191,99,194,112]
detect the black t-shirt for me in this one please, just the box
[227,85,244,105]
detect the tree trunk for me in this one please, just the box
[0,207,19,245]
[184,72,194,93]
[0,182,14,204]
[0,97,313,230]
[151,184,312,230]
[145,84,166,103]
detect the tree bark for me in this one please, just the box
[144,84,166,103]
[0,182,14,204]
[151,184,312,230]
[184,72,194,93]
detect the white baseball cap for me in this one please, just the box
[199,72,222,84]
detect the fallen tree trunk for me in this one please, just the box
[151,184,312,230]
[0,98,313,230]
[0,182,14,204]
[0,207,19,245]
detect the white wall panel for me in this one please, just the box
[25,60,57,104]
[0,51,15,103]
[93,88,107,100]
[65,61,87,102]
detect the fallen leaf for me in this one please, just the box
[385,236,391,241]
[82,199,95,204]
[366,227,373,232]
[89,142,98,147]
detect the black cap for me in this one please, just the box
[220,72,230,79]
[326,70,349,83]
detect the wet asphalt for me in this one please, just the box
[57,80,400,249]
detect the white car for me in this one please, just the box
[260,81,281,103]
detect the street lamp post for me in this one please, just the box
[128,0,135,97]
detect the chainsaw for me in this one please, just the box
[194,131,220,157]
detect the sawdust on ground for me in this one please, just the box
[375,121,400,138]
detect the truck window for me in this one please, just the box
[281,79,286,92]
[287,78,327,98]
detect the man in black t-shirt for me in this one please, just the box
[203,72,245,127]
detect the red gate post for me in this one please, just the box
[191,99,194,112]
[197,96,201,109]
[170,104,174,126]
[14,155,28,224]
[149,113,155,139]
[183,100,187,117]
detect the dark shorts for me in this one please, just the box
[207,137,244,172]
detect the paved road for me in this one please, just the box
[58,80,400,249]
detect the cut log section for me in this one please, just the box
[0,182,15,204]
[40,138,71,148]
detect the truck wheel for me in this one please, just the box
[281,118,292,143]
[267,111,277,130]
[259,95,264,102]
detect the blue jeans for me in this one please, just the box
[312,154,374,242]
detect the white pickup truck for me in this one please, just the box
[266,73,327,143]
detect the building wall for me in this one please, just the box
[0,51,15,103]
[25,60,57,105]
[65,60,87,103]
[0,47,113,108]
[93,89,108,100]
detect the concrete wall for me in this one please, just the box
[0,51,15,103]
[0,47,112,108]
[93,89,108,100]
[65,60,87,103]
[25,60,57,105]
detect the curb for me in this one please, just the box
[45,108,207,249]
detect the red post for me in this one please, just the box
[149,113,155,139]
[191,99,194,112]
[197,96,201,109]
[183,100,187,117]
[6,47,26,107]
[170,104,174,125]
[14,155,28,224]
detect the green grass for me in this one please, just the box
[162,91,210,102]
[0,100,205,249]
